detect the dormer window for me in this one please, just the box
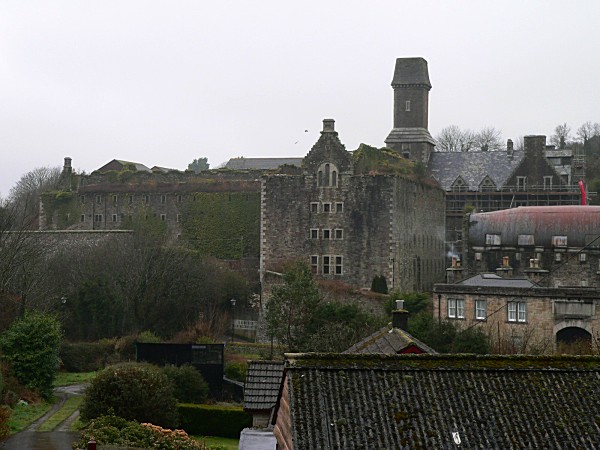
[479,177,496,192]
[452,177,468,192]
[317,162,340,187]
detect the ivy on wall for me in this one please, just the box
[40,191,82,229]
[180,192,260,259]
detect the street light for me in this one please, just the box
[230,298,236,343]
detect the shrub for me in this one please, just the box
[370,275,388,294]
[136,331,163,343]
[178,404,252,438]
[60,340,118,372]
[224,361,247,382]
[162,365,209,404]
[0,406,10,440]
[80,363,179,428]
[72,415,206,450]
[0,312,62,399]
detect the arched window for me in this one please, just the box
[317,162,340,187]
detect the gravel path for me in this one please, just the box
[0,384,87,450]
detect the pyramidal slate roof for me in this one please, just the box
[243,360,284,412]
[274,353,600,449]
[428,150,523,191]
[343,324,437,354]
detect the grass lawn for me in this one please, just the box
[53,371,97,387]
[194,435,239,450]
[7,401,51,433]
[37,396,83,432]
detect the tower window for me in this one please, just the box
[405,100,411,111]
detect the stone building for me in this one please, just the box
[433,273,600,352]
[260,119,446,292]
[459,205,600,287]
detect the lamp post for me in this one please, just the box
[230,298,236,343]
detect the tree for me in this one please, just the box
[188,157,210,173]
[435,125,475,152]
[474,127,503,152]
[9,166,61,228]
[550,123,571,149]
[0,312,62,399]
[265,261,321,351]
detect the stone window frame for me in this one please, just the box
[475,299,487,320]
[112,195,118,205]
[516,176,527,191]
[334,229,343,240]
[448,298,465,319]
[552,235,568,247]
[543,176,553,191]
[129,195,134,204]
[161,194,167,204]
[80,214,85,223]
[479,176,496,192]
[144,195,150,204]
[177,195,183,203]
[507,301,527,323]
[94,214,103,222]
[518,234,535,246]
[322,202,332,213]
[112,214,118,222]
[334,255,343,275]
[451,177,468,192]
[323,229,332,240]
[322,256,331,275]
[310,228,319,239]
[310,255,319,274]
[335,202,344,213]
[317,162,339,187]
[310,202,319,213]
[96,195,102,204]
[485,234,501,246]
[160,214,167,221]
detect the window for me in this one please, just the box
[310,229,319,239]
[144,195,150,204]
[479,177,496,192]
[475,300,487,320]
[508,301,527,322]
[552,236,567,247]
[405,100,411,111]
[335,202,344,213]
[160,214,166,221]
[317,162,340,187]
[323,203,331,213]
[310,255,319,274]
[517,176,527,191]
[80,195,85,203]
[323,229,331,239]
[112,195,118,205]
[543,176,553,191]
[448,298,465,319]
[485,234,501,245]
[112,214,118,222]
[161,195,166,204]
[334,256,343,275]
[518,235,535,246]
[129,195,134,204]
[177,195,182,203]
[310,202,319,213]
[177,214,182,223]
[334,229,343,239]
[80,214,85,223]
[96,195,102,204]
[452,177,468,192]
[94,214,103,222]
[323,256,331,274]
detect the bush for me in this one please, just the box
[136,330,163,343]
[0,312,62,399]
[224,361,247,382]
[371,275,388,294]
[178,404,252,438]
[80,363,179,428]
[60,340,118,372]
[72,415,206,450]
[0,406,10,440]
[162,365,209,403]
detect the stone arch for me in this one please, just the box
[555,321,592,353]
[317,162,340,187]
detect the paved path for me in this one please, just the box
[0,384,87,450]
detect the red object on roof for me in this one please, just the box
[579,180,587,206]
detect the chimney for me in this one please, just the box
[63,157,72,175]
[392,299,408,330]
[322,119,335,133]
[506,139,514,156]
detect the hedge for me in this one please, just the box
[178,404,252,438]
[60,341,118,372]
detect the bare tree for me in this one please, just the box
[9,166,61,228]
[435,125,476,152]
[550,123,571,149]
[474,127,504,152]
[576,121,596,144]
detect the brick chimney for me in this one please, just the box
[392,300,408,331]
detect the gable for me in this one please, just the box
[302,119,353,175]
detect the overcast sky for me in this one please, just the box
[1,1,600,196]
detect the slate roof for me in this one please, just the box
[457,273,536,288]
[343,324,437,354]
[244,360,284,412]
[428,150,523,191]
[276,353,600,449]
[225,157,303,170]
[115,160,151,172]
[391,57,431,88]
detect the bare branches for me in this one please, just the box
[436,125,503,152]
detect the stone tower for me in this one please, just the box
[384,57,436,163]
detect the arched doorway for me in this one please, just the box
[556,327,592,354]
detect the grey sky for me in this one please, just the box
[2,1,599,196]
